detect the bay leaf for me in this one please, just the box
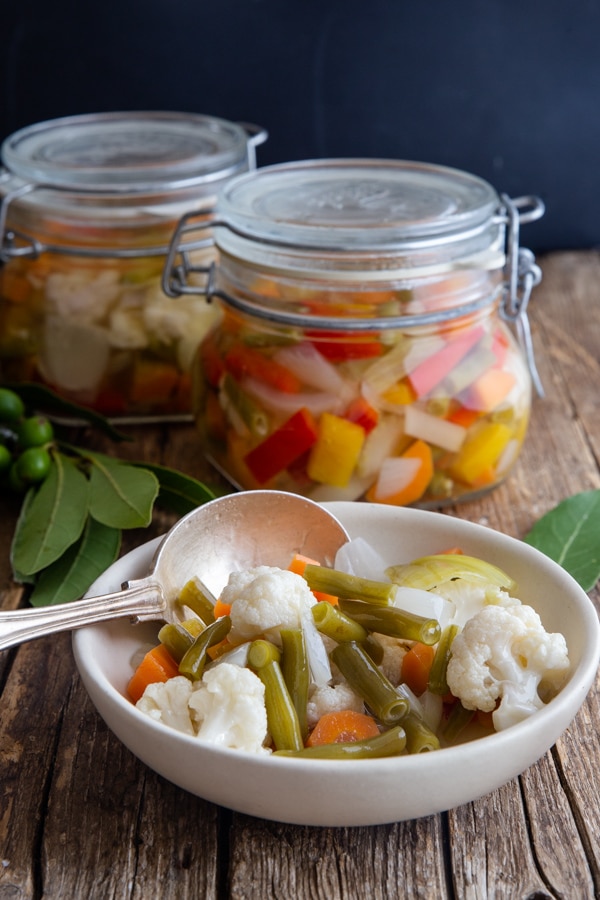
[10,487,37,584]
[86,451,159,529]
[29,518,121,606]
[523,489,600,592]
[11,452,89,577]
[133,461,216,515]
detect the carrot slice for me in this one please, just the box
[213,597,232,618]
[366,439,434,506]
[127,643,180,703]
[288,553,338,604]
[306,710,380,746]
[401,642,435,696]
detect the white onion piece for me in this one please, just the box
[242,376,343,418]
[393,586,452,628]
[334,537,389,581]
[356,415,406,479]
[404,405,466,453]
[274,342,355,404]
[419,691,444,733]
[370,456,420,501]
[208,642,250,669]
[308,475,374,503]
[301,612,332,687]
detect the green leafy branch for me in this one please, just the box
[1,385,216,606]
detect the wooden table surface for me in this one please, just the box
[1,250,599,900]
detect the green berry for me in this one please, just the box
[16,446,52,484]
[0,444,11,473]
[17,415,54,449]
[0,388,25,423]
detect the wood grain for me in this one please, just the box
[0,250,599,899]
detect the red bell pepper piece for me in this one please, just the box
[307,333,384,362]
[224,343,301,393]
[344,395,379,433]
[244,407,318,484]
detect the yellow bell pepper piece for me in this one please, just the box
[307,413,366,487]
[450,422,513,486]
[381,379,417,406]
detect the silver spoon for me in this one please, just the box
[0,490,349,652]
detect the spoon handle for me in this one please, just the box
[0,577,165,652]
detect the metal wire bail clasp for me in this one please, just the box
[499,193,545,397]
[0,180,43,262]
[162,210,215,298]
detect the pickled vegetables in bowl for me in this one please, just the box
[73,502,600,825]
[127,537,571,756]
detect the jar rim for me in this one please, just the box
[1,111,255,194]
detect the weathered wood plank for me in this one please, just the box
[40,675,221,898]
[448,782,554,899]
[228,814,450,899]
[0,633,75,899]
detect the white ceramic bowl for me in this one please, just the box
[72,502,600,827]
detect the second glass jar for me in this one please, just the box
[175,159,543,506]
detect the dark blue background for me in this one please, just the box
[2,0,598,251]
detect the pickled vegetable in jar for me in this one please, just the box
[0,112,267,420]
[172,159,544,506]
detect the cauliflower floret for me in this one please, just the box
[45,269,121,322]
[222,566,316,644]
[374,634,411,687]
[307,681,364,728]
[136,675,195,735]
[446,604,570,731]
[189,662,269,753]
[435,580,519,629]
[108,307,148,348]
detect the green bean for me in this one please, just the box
[429,624,460,695]
[280,628,309,741]
[222,373,269,437]
[443,701,476,744]
[330,641,409,726]
[158,622,195,663]
[402,712,441,753]
[247,639,281,669]
[177,579,216,625]
[302,565,396,606]
[178,616,232,681]
[362,633,384,666]
[339,599,441,645]
[249,640,303,752]
[311,602,368,643]
[275,725,407,759]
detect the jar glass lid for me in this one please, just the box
[216,159,500,252]
[1,111,253,193]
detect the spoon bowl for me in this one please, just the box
[0,490,349,652]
